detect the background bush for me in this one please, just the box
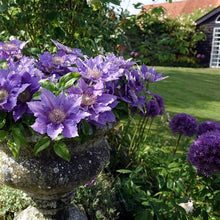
[119,6,213,67]
[0,0,124,56]
[0,1,212,67]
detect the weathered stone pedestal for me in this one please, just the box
[0,132,110,220]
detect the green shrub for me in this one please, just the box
[73,173,119,220]
[119,7,212,67]
[0,0,123,56]
[0,185,33,219]
[108,115,220,219]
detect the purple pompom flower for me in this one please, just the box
[169,113,198,137]
[188,131,220,176]
[148,93,165,115]
[198,121,220,136]
[146,99,160,118]
[27,89,90,139]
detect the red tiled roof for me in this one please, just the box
[142,0,220,17]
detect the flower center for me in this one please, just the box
[0,89,9,102]
[52,56,65,65]
[48,108,66,124]
[81,93,97,106]
[87,67,102,79]
[18,88,32,103]
[2,43,17,51]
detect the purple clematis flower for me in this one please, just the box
[36,50,78,77]
[105,54,136,70]
[51,39,84,57]
[0,39,29,61]
[27,89,90,139]
[76,55,123,82]
[0,70,27,112]
[118,70,146,113]
[140,64,168,83]
[13,72,40,121]
[67,78,118,127]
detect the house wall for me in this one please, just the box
[197,13,220,67]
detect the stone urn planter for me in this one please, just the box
[0,127,111,220]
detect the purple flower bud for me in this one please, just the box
[91,178,97,185]
[84,182,90,187]
[134,52,138,57]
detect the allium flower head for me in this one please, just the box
[169,113,198,137]
[148,92,165,115]
[146,99,160,118]
[188,131,220,176]
[27,89,90,139]
[198,120,220,136]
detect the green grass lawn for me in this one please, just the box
[150,67,220,122]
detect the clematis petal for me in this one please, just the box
[47,123,64,139]
[31,118,47,134]
[62,120,78,138]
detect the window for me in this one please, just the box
[210,28,220,67]
[216,15,220,23]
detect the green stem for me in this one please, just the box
[173,134,182,155]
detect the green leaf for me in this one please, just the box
[117,169,132,174]
[54,142,71,162]
[135,210,153,220]
[81,120,90,136]
[39,79,57,93]
[59,72,80,88]
[0,130,8,141]
[0,111,6,129]
[32,90,41,100]
[101,0,120,6]
[11,123,27,146]
[7,139,20,159]
[34,136,51,155]
[0,4,8,13]
[134,3,143,9]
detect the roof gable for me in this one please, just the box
[196,6,220,25]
